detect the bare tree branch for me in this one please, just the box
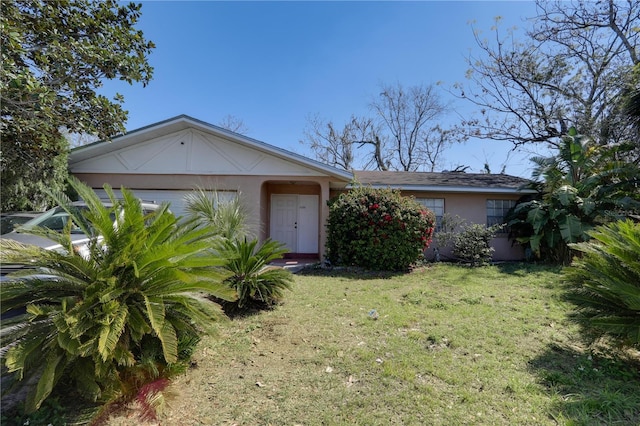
[301,83,462,171]
[218,114,250,134]
[455,0,639,150]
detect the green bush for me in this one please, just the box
[1,397,67,426]
[184,188,292,313]
[563,219,640,349]
[452,223,502,266]
[326,186,435,271]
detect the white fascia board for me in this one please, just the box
[347,184,537,194]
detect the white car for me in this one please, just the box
[1,200,162,272]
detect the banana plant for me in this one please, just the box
[508,128,640,264]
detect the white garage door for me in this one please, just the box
[93,189,236,218]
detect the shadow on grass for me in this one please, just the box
[296,261,564,280]
[494,261,564,276]
[528,343,640,425]
[296,264,406,280]
[206,295,282,320]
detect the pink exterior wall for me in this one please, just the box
[74,173,525,261]
[329,189,525,262]
[73,173,332,256]
[404,191,525,261]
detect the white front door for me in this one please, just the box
[270,194,319,254]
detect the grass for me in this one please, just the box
[97,263,637,425]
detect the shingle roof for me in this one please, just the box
[353,171,535,194]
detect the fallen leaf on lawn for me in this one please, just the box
[346,375,358,387]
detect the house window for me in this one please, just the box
[486,199,516,230]
[416,198,444,231]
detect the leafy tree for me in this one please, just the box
[458,0,639,155]
[507,129,640,264]
[326,186,435,271]
[1,0,155,210]
[0,131,69,211]
[563,219,640,349]
[0,177,235,415]
[303,83,462,172]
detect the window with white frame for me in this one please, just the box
[416,198,444,231]
[486,199,516,230]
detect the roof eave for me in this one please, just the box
[347,183,537,194]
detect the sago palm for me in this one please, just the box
[0,177,236,414]
[215,238,293,311]
[563,219,640,349]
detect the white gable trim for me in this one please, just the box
[70,115,353,181]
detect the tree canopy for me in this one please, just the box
[458,0,639,154]
[1,0,155,211]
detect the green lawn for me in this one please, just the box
[107,263,639,425]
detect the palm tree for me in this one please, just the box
[624,89,640,131]
[0,177,236,414]
[214,238,293,311]
[183,187,293,313]
[183,187,254,241]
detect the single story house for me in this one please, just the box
[69,115,535,262]
[350,171,535,261]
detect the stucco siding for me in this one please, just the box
[73,173,334,256]
[403,191,524,261]
[68,117,531,263]
[328,189,525,262]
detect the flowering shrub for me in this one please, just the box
[326,186,435,271]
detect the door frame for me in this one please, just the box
[270,194,319,254]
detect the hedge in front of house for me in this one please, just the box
[326,186,435,271]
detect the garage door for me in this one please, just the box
[93,189,236,218]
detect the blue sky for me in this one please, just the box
[102,1,542,177]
